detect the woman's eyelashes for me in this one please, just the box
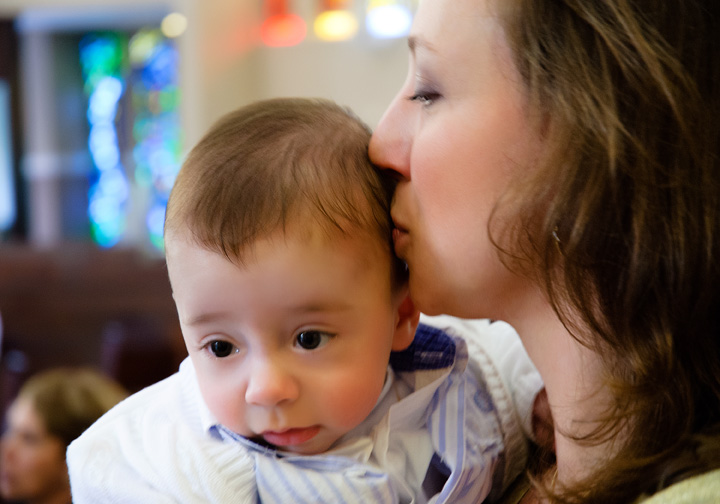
[408,89,441,106]
[294,330,334,351]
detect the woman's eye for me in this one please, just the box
[295,331,333,351]
[408,91,440,106]
[209,340,236,358]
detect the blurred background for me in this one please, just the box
[0,0,413,417]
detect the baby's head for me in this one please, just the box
[164,98,418,454]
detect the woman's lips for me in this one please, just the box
[261,426,320,447]
[392,226,410,257]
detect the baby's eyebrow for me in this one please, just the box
[182,311,230,327]
[290,301,354,314]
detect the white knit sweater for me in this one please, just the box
[67,316,541,503]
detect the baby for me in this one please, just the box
[67,98,542,503]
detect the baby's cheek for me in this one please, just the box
[327,373,385,428]
[200,383,247,434]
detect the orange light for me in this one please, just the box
[261,0,307,47]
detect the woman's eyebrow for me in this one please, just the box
[408,35,436,54]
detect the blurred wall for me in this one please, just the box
[0,0,409,150]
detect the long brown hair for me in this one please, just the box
[498,0,720,502]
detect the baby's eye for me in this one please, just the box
[294,331,333,351]
[208,340,236,358]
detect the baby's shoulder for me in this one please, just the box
[68,369,186,456]
[67,364,258,503]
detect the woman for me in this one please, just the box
[369,0,720,502]
[0,368,127,504]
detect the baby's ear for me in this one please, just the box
[392,292,420,351]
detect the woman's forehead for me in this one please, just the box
[411,0,512,64]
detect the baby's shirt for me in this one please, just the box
[67,318,541,503]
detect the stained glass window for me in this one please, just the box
[79,29,180,251]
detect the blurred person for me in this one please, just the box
[0,367,127,504]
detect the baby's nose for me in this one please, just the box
[244,359,299,407]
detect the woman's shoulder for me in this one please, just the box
[637,468,720,504]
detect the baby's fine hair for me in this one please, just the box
[166,97,401,280]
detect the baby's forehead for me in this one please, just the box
[166,221,391,267]
[258,221,391,263]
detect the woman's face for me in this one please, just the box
[0,397,70,503]
[369,0,544,319]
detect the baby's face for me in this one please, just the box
[166,229,409,455]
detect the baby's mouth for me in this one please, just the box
[261,426,320,447]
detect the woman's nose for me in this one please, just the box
[244,359,299,407]
[369,91,412,179]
